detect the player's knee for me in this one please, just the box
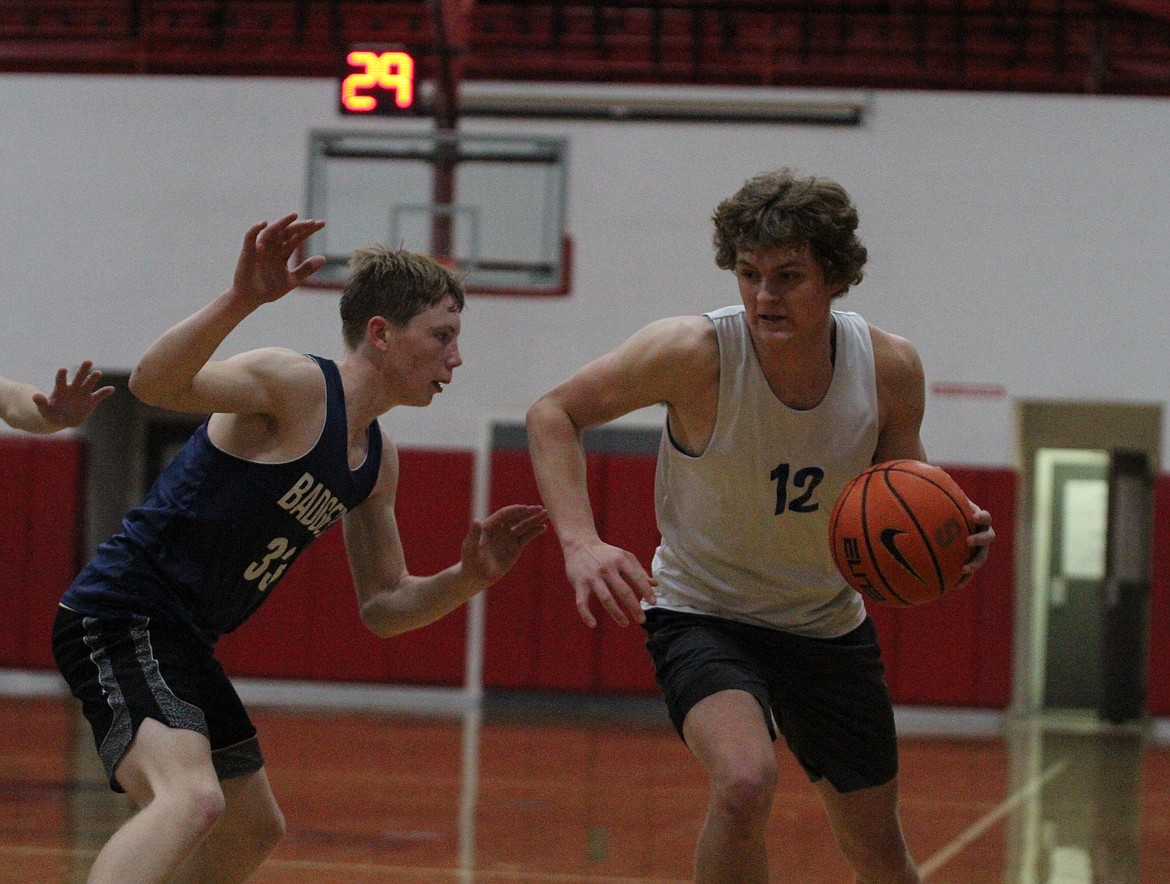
[711,758,778,824]
[174,780,228,840]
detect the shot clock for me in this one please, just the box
[339,44,417,115]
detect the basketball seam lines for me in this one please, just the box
[882,469,948,596]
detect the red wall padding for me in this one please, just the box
[382,449,475,685]
[0,435,86,669]
[0,438,32,666]
[1146,475,1170,714]
[484,449,607,691]
[9,432,1170,715]
[218,449,475,684]
[483,450,659,694]
[868,467,1017,707]
[593,454,661,694]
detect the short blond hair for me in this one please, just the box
[339,247,466,348]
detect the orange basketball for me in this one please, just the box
[829,460,975,607]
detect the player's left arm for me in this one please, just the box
[870,325,994,582]
[343,431,548,637]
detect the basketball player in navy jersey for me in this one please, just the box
[51,213,548,883]
[527,170,994,883]
[0,362,113,432]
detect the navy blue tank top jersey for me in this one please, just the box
[61,355,382,645]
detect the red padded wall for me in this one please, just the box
[302,527,388,682]
[484,449,662,694]
[1147,474,1170,714]
[0,437,35,666]
[0,435,86,669]
[8,432,1164,714]
[966,470,1019,707]
[594,454,660,694]
[382,449,475,685]
[481,450,545,688]
[868,467,1017,708]
[484,449,607,691]
[482,450,1023,703]
[219,449,475,684]
[24,438,87,667]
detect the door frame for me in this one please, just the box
[1012,400,1162,715]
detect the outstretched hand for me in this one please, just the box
[460,504,549,586]
[32,361,115,429]
[232,213,327,306]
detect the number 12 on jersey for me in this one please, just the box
[771,463,825,515]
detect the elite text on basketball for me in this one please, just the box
[841,536,886,602]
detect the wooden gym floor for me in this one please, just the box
[1,681,1168,883]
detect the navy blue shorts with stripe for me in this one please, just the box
[643,608,898,793]
[51,606,263,793]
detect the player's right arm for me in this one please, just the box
[870,322,994,582]
[869,325,927,465]
[526,314,714,627]
[344,432,547,637]
[129,213,325,416]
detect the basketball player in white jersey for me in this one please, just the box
[527,169,994,883]
[0,362,113,432]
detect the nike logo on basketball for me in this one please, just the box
[879,528,924,582]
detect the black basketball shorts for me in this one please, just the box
[51,606,264,793]
[643,608,897,793]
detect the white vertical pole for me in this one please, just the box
[462,416,494,704]
[457,416,495,878]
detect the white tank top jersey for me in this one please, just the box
[649,307,879,638]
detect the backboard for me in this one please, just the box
[303,130,571,296]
